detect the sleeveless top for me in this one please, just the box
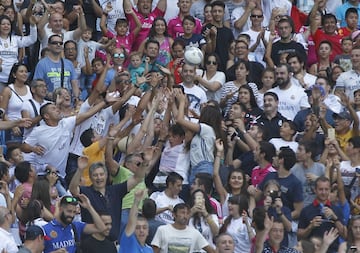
[157,37,172,66]
[7,84,32,120]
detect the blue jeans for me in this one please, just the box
[189,161,213,186]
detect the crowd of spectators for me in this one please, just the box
[2,0,360,252]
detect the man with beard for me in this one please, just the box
[287,53,317,90]
[256,92,287,141]
[42,195,106,253]
[81,213,116,253]
[151,203,215,253]
[268,64,310,120]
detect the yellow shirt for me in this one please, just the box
[336,129,356,151]
[82,141,105,186]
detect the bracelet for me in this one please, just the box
[107,136,115,140]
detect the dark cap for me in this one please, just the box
[332,110,352,121]
[25,225,50,241]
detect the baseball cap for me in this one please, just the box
[332,110,352,121]
[25,225,50,241]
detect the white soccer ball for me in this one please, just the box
[184,46,204,66]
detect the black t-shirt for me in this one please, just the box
[226,60,264,87]
[215,26,234,72]
[271,40,306,67]
[81,236,117,253]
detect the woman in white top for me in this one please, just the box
[219,195,255,253]
[0,63,32,144]
[0,15,37,84]
[189,189,219,249]
[196,53,226,103]
[214,139,255,217]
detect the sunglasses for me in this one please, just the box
[49,41,63,46]
[250,15,263,18]
[113,53,125,58]
[206,60,217,65]
[63,197,78,204]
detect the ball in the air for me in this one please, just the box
[184,47,203,65]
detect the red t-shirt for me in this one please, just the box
[313,29,343,61]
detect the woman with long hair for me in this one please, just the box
[238,84,262,126]
[197,53,225,103]
[188,189,219,249]
[139,17,173,66]
[0,63,32,145]
[214,139,255,217]
[0,15,36,84]
[219,195,254,253]
[338,215,360,252]
[220,59,259,116]
[175,88,224,185]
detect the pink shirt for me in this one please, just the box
[105,31,135,54]
[126,7,164,51]
[251,163,276,187]
[168,15,203,39]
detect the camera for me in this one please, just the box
[269,190,279,203]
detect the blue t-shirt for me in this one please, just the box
[33,57,76,93]
[43,219,86,253]
[119,233,153,253]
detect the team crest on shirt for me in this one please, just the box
[278,120,283,126]
[291,95,295,100]
[50,230,57,238]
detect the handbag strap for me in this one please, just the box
[28,99,39,126]
[60,58,65,88]
[8,86,23,102]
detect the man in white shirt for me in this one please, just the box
[287,53,317,89]
[151,203,215,253]
[269,63,310,120]
[0,206,17,253]
[180,64,207,117]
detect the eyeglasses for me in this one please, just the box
[49,41,63,46]
[63,197,78,204]
[206,60,217,65]
[250,15,263,18]
[65,47,76,51]
[113,53,125,59]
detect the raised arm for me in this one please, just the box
[72,6,87,41]
[124,189,146,236]
[213,139,228,205]
[174,89,200,133]
[156,0,166,12]
[68,156,88,197]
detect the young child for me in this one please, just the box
[334,37,353,71]
[179,15,206,52]
[100,8,142,55]
[169,39,186,84]
[79,128,107,186]
[128,51,149,89]
[258,68,275,109]
[6,146,24,192]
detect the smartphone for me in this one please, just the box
[328,128,335,140]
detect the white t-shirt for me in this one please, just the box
[190,123,215,167]
[69,100,117,156]
[155,142,190,184]
[242,28,270,67]
[224,216,254,253]
[151,224,209,253]
[199,71,226,103]
[101,0,125,35]
[181,83,207,116]
[291,73,317,89]
[269,138,299,153]
[189,214,219,249]
[77,39,102,68]
[269,84,310,120]
[150,191,184,224]
[335,70,360,101]
[0,227,18,253]
[340,160,360,199]
[24,116,76,177]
